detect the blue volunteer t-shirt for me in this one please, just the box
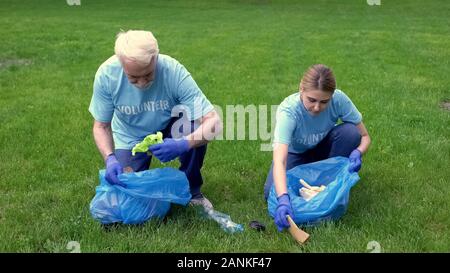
[89,54,214,149]
[273,90,362,154]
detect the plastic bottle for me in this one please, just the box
[202,208,244,233]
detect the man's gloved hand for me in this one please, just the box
[105,153,126,187]
[274,193,294,232]
[148,138,190,163]
[348,149,362,173]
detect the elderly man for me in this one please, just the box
[89,30,222,209]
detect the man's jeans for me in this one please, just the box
[115,118,207,198]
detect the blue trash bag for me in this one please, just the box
[90,167,191,225]
[268,156,360,226]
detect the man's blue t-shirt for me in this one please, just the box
[273,90,362,154]
[89,54,214,149]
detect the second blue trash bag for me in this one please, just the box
[90,167,192,225]
[268,156,360,226]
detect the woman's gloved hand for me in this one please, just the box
[274,193,294,231]
[348,149,362,173]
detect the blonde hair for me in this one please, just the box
[300,64,336,93]
[114,30,159,66]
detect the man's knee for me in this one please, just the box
[114,149,132,166]
[115,149,151,172]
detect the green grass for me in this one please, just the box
[0,0,449,252]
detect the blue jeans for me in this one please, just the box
[115,118,207,198]
[263,123,361,199]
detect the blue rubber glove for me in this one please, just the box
[348,149,362,173]
[148,138,190,163]
[105,153,126,187]
[274,193,294,232]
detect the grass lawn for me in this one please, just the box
[0,0,449,252]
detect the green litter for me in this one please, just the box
[132,131,164,156]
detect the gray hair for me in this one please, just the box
[114,30,159,66]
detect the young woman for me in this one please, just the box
[264,64,371,231]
